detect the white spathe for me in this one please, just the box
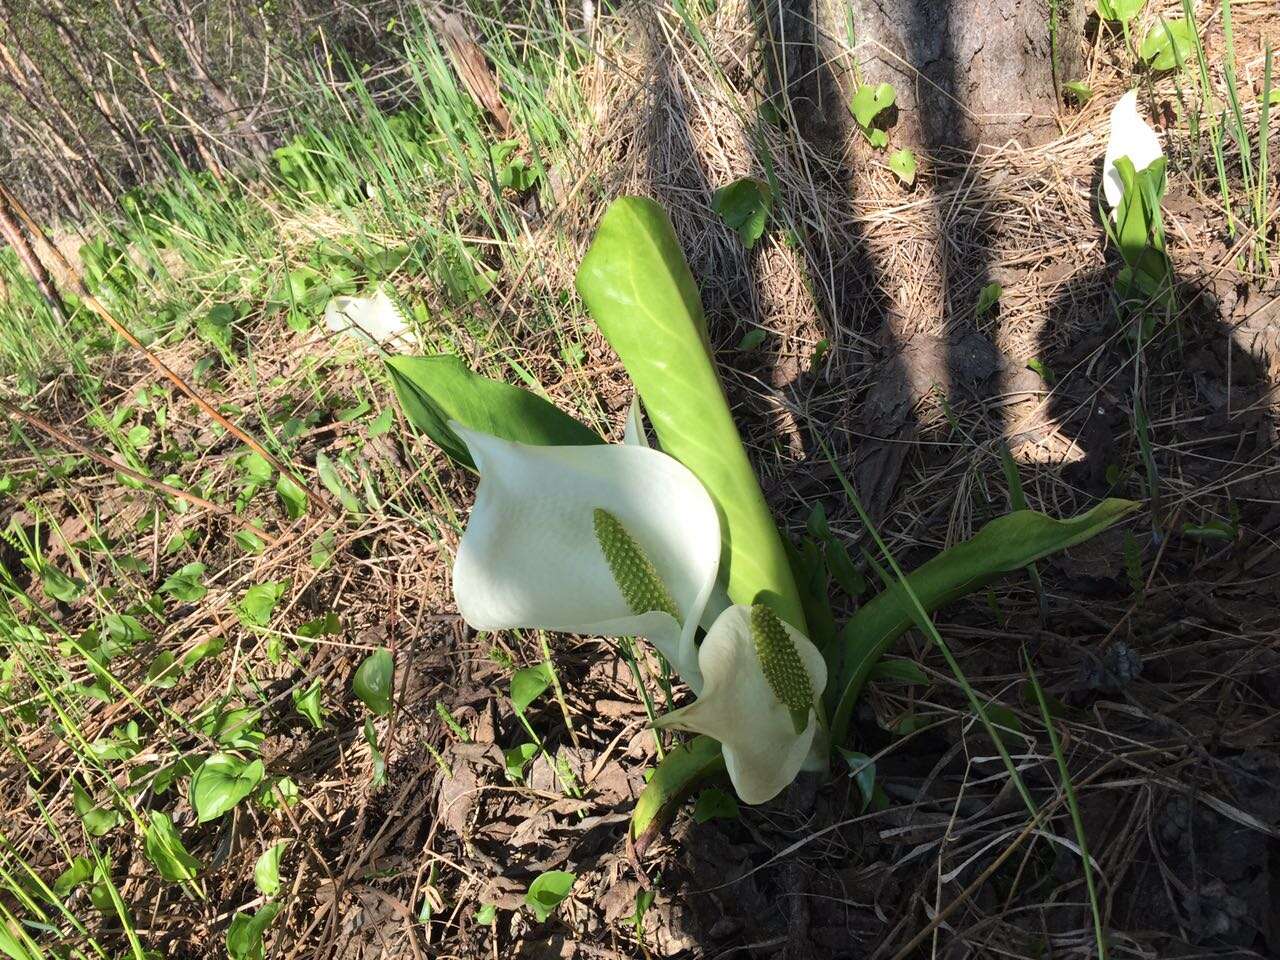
[451,425,721,690]
[324,288,417,349]
[655,605,827,804]
[1102,91,1164,211]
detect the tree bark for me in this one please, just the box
[843,0,1088,151]
[770,0,1089,153]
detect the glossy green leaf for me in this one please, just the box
[88,721,142,762]
[275,474,308,519]
[71,779,120,836]
[293,680,325,729]
[198,706,263,750]
[525,870,576,922]
[503,741,539,781]
[1140,18,1194,71]
[385,355,600,470]
[850,82,896,129]
[975,282,1003,318]
[576,197,806,630]
[235,528,267,555]
[1064,81,1093,104]
[315,451,361,512]
[887,148,916,186]
[191,753,264,823]
[692,787,740,823]
[510,662,553,715]
[237,580,287,628]
[828,499,1137,742]
[161,562,207,602]
[53,856,94,896]
[1096,0,1144,22]
[257,775,299,810]
[254,841,289,897]
[226,902,281,960]
[309,529,336,570]
[630,734,726,845]
[298,612,341,638]
[353,648,394,716]
[181,636,225,670]
[143,812,201,883]
[103,614,150,644]
[711,177,772,248]
[145,651,179,689]
[41,565,85,603]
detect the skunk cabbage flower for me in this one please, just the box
[1102,91,1163,212]
[450,425,721,690]
[324,288,417,350]
[655,604,826,803]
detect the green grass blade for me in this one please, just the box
[1024,650,1108,960]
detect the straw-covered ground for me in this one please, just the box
[1,2,1278,958]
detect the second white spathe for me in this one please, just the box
[1102,91,1164,212]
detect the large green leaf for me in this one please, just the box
[630,734,725,849]
[385,355,600,470]
[191,753,264,823]
[576,197,806,631]
[828,499,1137,742]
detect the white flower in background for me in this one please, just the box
[324,288,417,350]
[1102,91,1164,212]
[655,604,826,804]
[450,425,721,690]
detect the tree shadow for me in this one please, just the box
[1035,260,1279,527]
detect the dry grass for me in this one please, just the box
[1,1,1278,958]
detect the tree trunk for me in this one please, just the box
[773,0,1088,153]
[843,0,1088,151]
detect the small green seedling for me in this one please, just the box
[1140,18,1194,71]
[850,82,896,148]
[975,282,1003,317]
[354,648,394,715]
[711,177,773,248]
[887,148,917,185]
[525,870,575,923]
